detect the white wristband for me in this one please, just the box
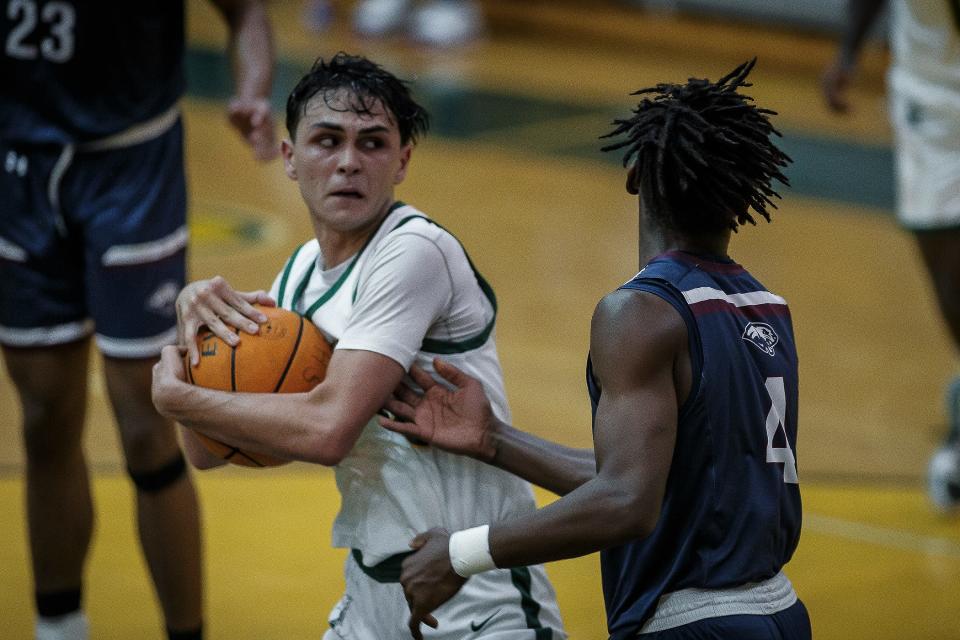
[448,525,496,578]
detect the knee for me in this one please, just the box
[127,452,188,494]
[21,397,85,464]
[116,411,181,470]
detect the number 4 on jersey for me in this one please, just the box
[765,376,798,484]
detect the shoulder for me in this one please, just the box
[593,288,686,337]
[590,289,688,380]
[374,210,463,267]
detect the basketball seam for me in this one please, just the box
[274,314,305,392]
[230,327,239,392]
[226,447,265,467]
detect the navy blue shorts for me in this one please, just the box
[0,118,186,358]
[639,599,811,640]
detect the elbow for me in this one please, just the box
[298,422,356,467]
[601,489,660,544]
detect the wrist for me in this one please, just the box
[448,525,497,578]
[480,418,502,463]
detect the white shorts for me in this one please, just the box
[890,90,960,230]
[323,551,567,640]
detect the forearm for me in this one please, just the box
[487,475,653,568]
[165,383,346,465]
[490,419,595,496]
[215,0,273,100]
[839,0,887,66]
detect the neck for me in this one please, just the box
[312,203,393,269]
[637,205,731,268]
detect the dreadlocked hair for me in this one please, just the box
[286,52,430,145]
[601,59,791,234]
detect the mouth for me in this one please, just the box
[329,189,364,199]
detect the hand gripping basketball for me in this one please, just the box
[184,305,332,467]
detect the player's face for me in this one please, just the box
[282,90,412,236]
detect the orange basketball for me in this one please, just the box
[184,305,332,467]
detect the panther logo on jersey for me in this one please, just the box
[742,322,779,356]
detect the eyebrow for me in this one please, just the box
[309,121,391,135]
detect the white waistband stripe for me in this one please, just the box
[0,236,28,262]
[682,287,787,308]
[79,103,180,152]
[101,226,188,267]
[95,326,177,359]
[638,571,797,634]
[0,320,94,347]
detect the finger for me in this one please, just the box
[408,617,423,640]
[433,358,473,388]
[204,298,261,336]
[204,315,241,347]
[394,382,423,408]
[159,345,186,381]
[239,290,276,308]
[218,290,270,328]
[423,614,439,629]
[383,396,416,421]
[378,414,427,441]
[408,365,437,391]
[409,533,428,550]
[182,319,202,366]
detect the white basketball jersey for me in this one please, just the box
[270,203,538,564]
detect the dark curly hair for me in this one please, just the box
[285,52,430,145]
[601,59,791,234]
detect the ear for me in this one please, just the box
[393,145,413,185]
[281,139,297,180]
[626,165,639,195]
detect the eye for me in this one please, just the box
[361,138,385,150]
[318,136,337,148]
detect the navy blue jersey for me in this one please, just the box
[588,250,802,639]
[1,0,185,144]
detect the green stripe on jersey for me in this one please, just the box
[276,242,306,309]
[510,567,553,639]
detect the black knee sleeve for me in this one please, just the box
[127,453,187,493]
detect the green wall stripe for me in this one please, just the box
[185,46,895,212]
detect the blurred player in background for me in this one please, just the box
[381,60,812,640]
[822,0,960,511]
[0,2,276,639]
[152,53,566,639]
[303,0,484,47]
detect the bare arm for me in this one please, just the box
[488,419,596,496]
[822,0,887,112]
[208,0,277,160]
[382,361,595,496]
[153,345,406,466]
[398,289,688,637]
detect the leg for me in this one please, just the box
[2,341,93,612]
[915,229,960,356]
[102,355,203,635]
[916,229,960,510]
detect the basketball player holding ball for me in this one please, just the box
[151,53,567,639]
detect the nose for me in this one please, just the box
[336,144,361,175]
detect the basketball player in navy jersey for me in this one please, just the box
[0,2,275,639]
[381,60,812,639]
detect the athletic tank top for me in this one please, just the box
[1,0,185,144]
[588,250,802,639]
